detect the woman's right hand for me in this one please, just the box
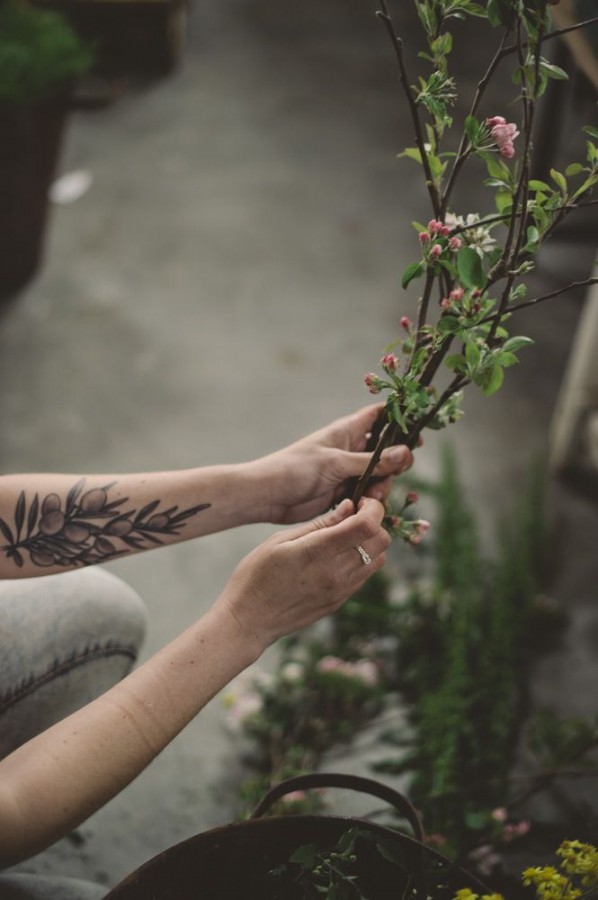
[215,496,390,654]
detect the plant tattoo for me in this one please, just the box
[0,480,211,570]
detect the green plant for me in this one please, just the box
[0,0,92,106]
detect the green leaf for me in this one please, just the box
[528,179,552,192]
[477,363,504,396]
[550,168,567,193]
[539,59,569,81]
[565,163,585,177]
[465,340,481,369]
[503,335,534,352]
[495,350,518,367]
[464,115,479,144]
[437,315,461,335]
[398,147,423,164]
[289,844,318,867]
[464,810,489,831]
[445,353,467,374]
[457,246,486,290]
[401,260,424,290]
[584,125,598,140]
[495,190,512,214]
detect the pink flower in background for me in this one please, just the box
[491,807,508,823]
[400,315,412,330]
[406,491,419,504]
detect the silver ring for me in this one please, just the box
[355,545,372,566]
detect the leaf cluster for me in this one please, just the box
[0,0,92,106]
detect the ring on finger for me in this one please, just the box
[355,545,372,566]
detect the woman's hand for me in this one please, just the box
[249,405,413,525]
[215,496,390,654]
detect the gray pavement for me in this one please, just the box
[0,0,597,890]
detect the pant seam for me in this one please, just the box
[0,642,138,715]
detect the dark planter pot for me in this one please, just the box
[0,90,70,298]
[105,774,490,900]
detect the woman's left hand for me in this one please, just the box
[250,404,414,525]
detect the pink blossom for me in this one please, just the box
[351,659,379,686]
[280,790,308,804]
[487,115,519,158]
[450,287,464,301]
[491,807,508,823]
[440,297,452,309]
[406,491,419,504]
[364,373,381,395]
[400,315,411,330]
[429,243,443,259]
[380,353,400,371]
[418,231,431,244]
[409,533,423,545]
[428,219,442,234]
[449,236,462,251]
[414,519,430,534]
[317,655,344,673]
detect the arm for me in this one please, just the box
[0,405,412,579]
[0,497,390,867]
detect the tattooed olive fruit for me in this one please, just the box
[94,536,115,555]
[41,493,61,515]
[105,517,133,536]
[147,514,169,530]
[39,510,66,535]
[30,551,56,567]
[79,488,108,514]
[63,523,91,544]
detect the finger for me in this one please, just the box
[302,495,385,559]
[278,497,355,544]
[334,444,412,480]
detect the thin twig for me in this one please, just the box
[377,1,441,216]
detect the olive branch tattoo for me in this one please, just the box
[0,480,211,570]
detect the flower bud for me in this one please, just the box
[364,373,382,394]
[418,231,431,244]
[430,243,443,259]
[400,315,411,330]
[449,236,462,251]
[406,491,418,505]
[380,353,400,371]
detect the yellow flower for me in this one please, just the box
[453,890,479,900]
[557,839,598,885]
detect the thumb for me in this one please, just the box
[283,498,355,542]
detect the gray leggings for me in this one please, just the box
[0,567,147,900]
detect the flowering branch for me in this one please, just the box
[353,0,598,539]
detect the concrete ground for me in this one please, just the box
[0,0,597,890]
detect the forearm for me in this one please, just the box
[0,604,260,868]
[0,464,265,578]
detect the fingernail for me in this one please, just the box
[335,498,353,515]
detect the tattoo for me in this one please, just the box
[0,479,211,570]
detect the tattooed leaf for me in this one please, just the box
[27,494,40,537]
[136,530,164,545]
[135,500,161,523]
[66,479,86,514]
[102,498,128,513]
[15,492,26,540]
[120,535,145,549]
[0,517,15,546]
[13,549,24,568]
[168,503,211,524]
